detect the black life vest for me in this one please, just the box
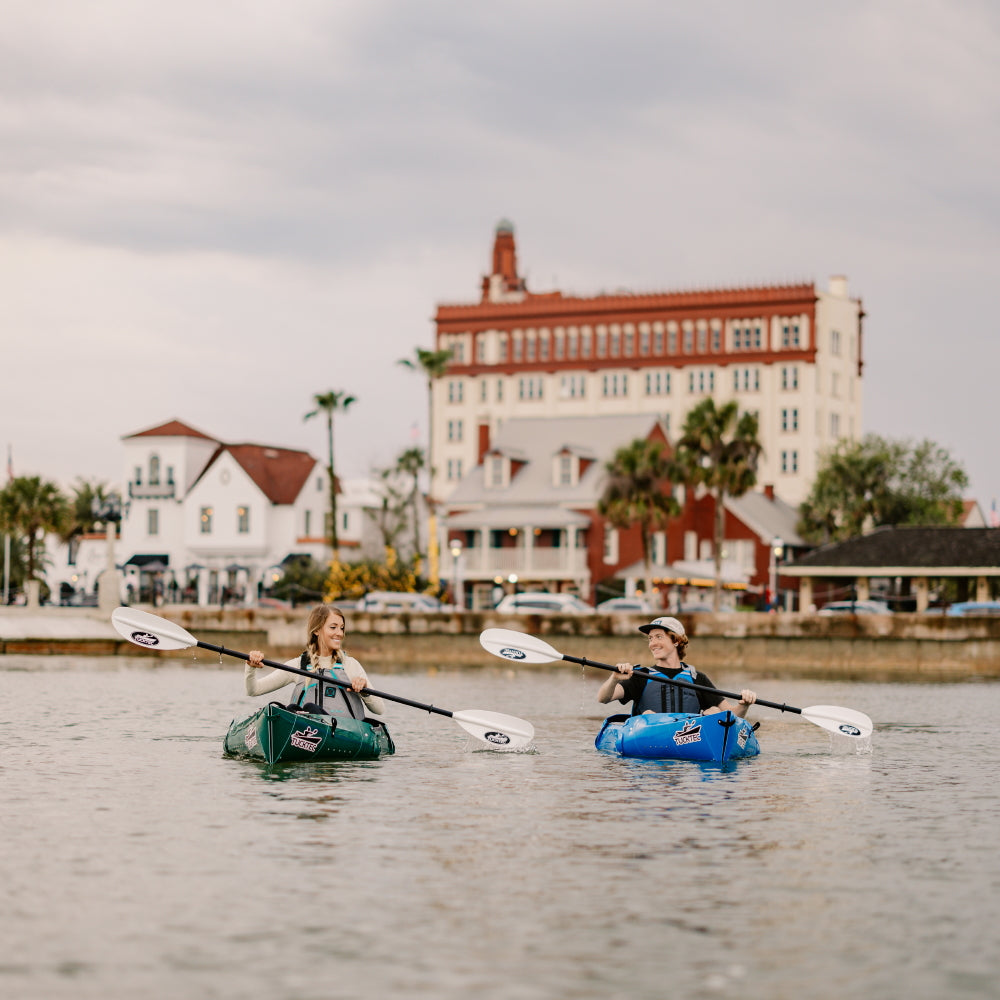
[632,663,703,716]
[289,652,368,719]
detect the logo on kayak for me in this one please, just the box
[838,723,862,737]
[130,630,160,646]
[484,731,511,745]
[498,648,526,660]
[290,726,323,751]
[673,719,702,746]
[245,726,258,750]
[737,727,749,748]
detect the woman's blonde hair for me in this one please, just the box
[304,603,347,668]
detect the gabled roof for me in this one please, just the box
[785,526,1000,577]
[726,491,805,547]
[123,419,218,441]
[223,444,318,506]
[447,414,666,507]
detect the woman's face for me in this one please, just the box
[314,611,346,657]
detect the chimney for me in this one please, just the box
[764,483,775,500]
[478,422,491,465]
[828,275,848,297]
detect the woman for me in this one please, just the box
[246,604,385,718]
[597,615,756,717]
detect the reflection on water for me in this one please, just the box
[0,658,998,1000]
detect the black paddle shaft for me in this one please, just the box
[568,652,803,716]
[197,639,456,719]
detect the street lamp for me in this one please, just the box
[770,537,784,611]
[449,538,464,612]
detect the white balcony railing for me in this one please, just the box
[444,546,587,580]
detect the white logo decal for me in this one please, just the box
[484,731,512,745]
[498,648,526,660]
[245,726,258,750]
[130,630,160,646]
[737,727,749,747]
[290,726,323,751]
[672,719,702,746]
[839,724,862,737]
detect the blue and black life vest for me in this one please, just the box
[289,652,368,719]
[632,663,702,716]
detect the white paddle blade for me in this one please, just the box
[479,628,561,665]
[453,710,535,751]
[802,704,873,739]
[111,607,197,651]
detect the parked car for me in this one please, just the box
[596,597,654,614]
[945,601,1000,617]
[356,591,443,613]
[818,599,892,615]
[494,592,592,615]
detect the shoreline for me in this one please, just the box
[2,605,999,682]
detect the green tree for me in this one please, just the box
[397,347,452,581]
[673,399,762,610]
[598,438,679,607]
[304,390,356,560]
[798,435,968,544]
[0,475,71,601]
[395,446,426,565]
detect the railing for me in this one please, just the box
[445,546,588,579]
[128,482,177,500]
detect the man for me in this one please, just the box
[597,616,757,717]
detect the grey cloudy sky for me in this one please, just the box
[3,0,998,512]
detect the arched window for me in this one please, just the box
[149,455,160,485]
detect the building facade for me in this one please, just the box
[431,221,864,508]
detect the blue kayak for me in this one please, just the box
[595,711,760,762]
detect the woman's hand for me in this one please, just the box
[350,674,369,693]
[247,650,264,668]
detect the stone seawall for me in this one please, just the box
[2,606,999,682]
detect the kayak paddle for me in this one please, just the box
[479,627,873,739]
[111,608,535,750]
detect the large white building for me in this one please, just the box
[431,221,864,507]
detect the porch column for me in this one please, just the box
[524,526,534,574]
[799,578,814,613]
[855,577,870,601]
[976,575,989,602]
[914,576,929,612]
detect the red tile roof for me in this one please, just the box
[123,419,218,441]
[225,444,318,505]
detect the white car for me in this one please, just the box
[818,599,892,615]
[596,597,655,614]
[356,591,443,613]
[494,592,592,615]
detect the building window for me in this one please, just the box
[200,507,213,534]
[447,419,464,442]
[476,334,487,363]
[781,366,799,390]
[697,326,707,353]
[596,327,607,357]
[781,408,799,432]
[149,455,160,485]
[134,466,142,485]
[558,454,573,486]
[580,327,592,359]
[518,377,543,400]
[667,327,677,354]
[237,505,250,533]
[830,413,840,438]
[305,510,312,536]
[538,331,550,361]
[782,321,801,348]
[688,369,715,394]
[447,380,464,403]
[480,379,488,403]
[447,458,464,481]
[831,329,841,355]
[525,333,536,362]
[602,372,629,397]
[554,330,564,360]
[603,525,619,564]
[147,509,159,536]
[560,374,586,399]
[487,455,505,488]
[711,326,721,352]
[780,450,799,474]
[512,335,522,362]
[683,326,693,353]
[496,378,504,402]
[732,368,760,392]
[654,328,664,354]
[639,326,650,355]
[498,334,508,362]
[645,370,671,396]
[567,328,578,359]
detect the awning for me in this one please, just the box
[124,554,170,568]
[446,506,590,531]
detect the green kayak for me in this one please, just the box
[224,702,395,764]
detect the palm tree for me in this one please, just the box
[304,390,356,560]
[598,438,679,607]
[0,475,71,604]
[398,347,452,582]
[673,398,762,610]
[394,446,426,566]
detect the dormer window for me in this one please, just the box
[554,452,576,487]
[486,454,506,489]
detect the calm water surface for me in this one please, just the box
[1,653,998,1000]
